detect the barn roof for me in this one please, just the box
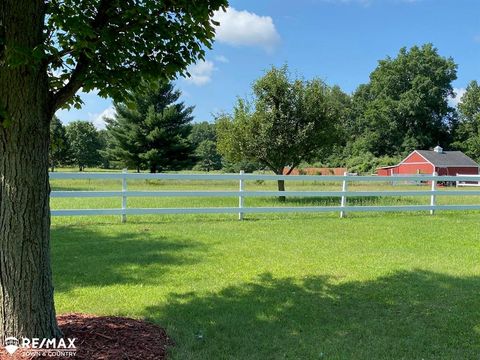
[415,150,478,167]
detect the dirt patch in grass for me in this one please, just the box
[0,313,173,360]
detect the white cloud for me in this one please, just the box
[215,55,229,63]
[449,88,466,107]
[185,60,215,86]
[213,7,280,52]
[89,106,116,129]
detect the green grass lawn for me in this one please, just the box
[50,172,480,359]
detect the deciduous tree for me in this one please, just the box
[189,121,217,147]
[49,116,70,171]
[350,44,457,157]
[216,65,339,200]
[65,121,102,171]
[452,81,480,161]
[194,140,222,171]
[0,0,226,340]
[189,121,222,171]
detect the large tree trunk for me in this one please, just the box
[277,179,286,202]
[0,0,61,342]
[277,178,286,202]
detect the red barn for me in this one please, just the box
[377,146,479,176]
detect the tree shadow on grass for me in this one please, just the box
[145,271,480,360]
[51,226,207,293]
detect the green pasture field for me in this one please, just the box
[50,169,480,359]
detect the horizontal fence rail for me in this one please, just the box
[49,171,480,221]
[50,172,480,182]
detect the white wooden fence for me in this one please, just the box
[49,171,480,222]
[456,174,480,187]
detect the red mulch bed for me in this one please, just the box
[0,313,173,359]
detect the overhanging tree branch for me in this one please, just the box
[51,55,88,111]
[286,162,300,175]
[50,0,114,110]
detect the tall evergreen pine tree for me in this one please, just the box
[105,81,194,172]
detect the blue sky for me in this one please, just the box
[56,0,480,128]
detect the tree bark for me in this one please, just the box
[0,0,61,342]
[277,179,286,202]
[277,167,286,202]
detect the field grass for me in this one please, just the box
[50,171,480,359]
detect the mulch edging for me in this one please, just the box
[0,313,173,360]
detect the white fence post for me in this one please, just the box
[122,169,128,223]
[238,170,245,220]
[430,171,437,215]
[340,171,348,218]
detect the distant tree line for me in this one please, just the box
[49,80,225,172]
[216,44,480,175]
[51,43,480,176]
[325,43,460,173]
[49,117,106,172]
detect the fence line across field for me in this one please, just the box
[456,173,480,187]
[49,171,480,222]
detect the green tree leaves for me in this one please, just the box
[194,140,222,172]
[44,0,228,110]
[453,81,480,161]
[189,121,223,171]
[49,116,70,171]
[216,65,341,175]
[350,44,457,157]
[65,121,103,171]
